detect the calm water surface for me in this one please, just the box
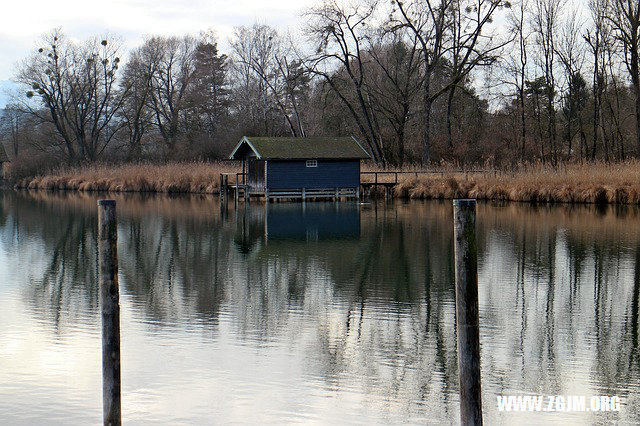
[1,191,639,424]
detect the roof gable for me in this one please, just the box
[229,136,370,160]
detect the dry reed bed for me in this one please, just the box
[13,161,640,204]
[14,162,238,194]
[393,162,640,204]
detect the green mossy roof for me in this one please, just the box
[229,136,371,160]
[0,144,8,162]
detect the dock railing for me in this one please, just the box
[222,170,500,191]
[360,169,500,184]
[220,172,247,200]
[219,169,501,200]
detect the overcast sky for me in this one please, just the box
[0,0,317,82]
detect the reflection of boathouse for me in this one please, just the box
[265,203,360,241]
[234,203,361,253]
[228,136,370,201]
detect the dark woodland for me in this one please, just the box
[2,0,640,177]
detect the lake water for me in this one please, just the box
[1,191,639,424]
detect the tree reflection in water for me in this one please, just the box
[2,192,640,422]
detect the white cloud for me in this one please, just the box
[0,0,316,80]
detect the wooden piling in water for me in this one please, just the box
[234,176,239,204]
[453,199,482,426]
[97,200,122,426]
[219,174,225,201]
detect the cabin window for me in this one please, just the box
[306,160,317,168]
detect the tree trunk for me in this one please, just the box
[423,97,432,165]
[519,84,526,160]
[600,102,610,162]
[633,54,640,157]
[423,72,433,165]
[447,86,456,148]
[592,83,599,161]
[577,110,586,162]
[547,90,557,167]
[591,51,600,161]
[566,82,573,161]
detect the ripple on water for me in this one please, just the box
[2,196,640,423]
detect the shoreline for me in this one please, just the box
[11,161,640,205]
[389,177,639,204]
[11,162,235,195]
[11,180,640,205]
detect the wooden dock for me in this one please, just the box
[220,169,499,202]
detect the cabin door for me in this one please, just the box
[248,159,265,189]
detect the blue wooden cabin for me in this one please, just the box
[228,136,370,200]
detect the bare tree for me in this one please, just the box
[120,39,161,158]
[392,0,510,164]
[585,0,612,160]
[16,30,125,162]
[609,0,640,156]
[505,0,530,160]
[532,0,564,166]
[0,104,27,156]
[367,28,423,165]
[602,30,627,159]
[305,0,386,164]
[146,36,197,154]
[230,24,280,136]
[275,55,310,138]
[13,2,640,170]
[231,25,309,137]
[556,9,587,161]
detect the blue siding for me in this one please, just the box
[266,203,360,240]
[266,160,360,189]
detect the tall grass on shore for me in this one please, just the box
[14,162,238,194]
[14,160,640,204]
[393,161,640,204]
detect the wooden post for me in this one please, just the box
[235,174,239,203]
[97,200,122,426]
[219,174,224,201]
[244,168,249,202]
[219,176,227,214]
[453,199,482,426]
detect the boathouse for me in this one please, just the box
[0,144,9,179]
[228,136,370,200]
